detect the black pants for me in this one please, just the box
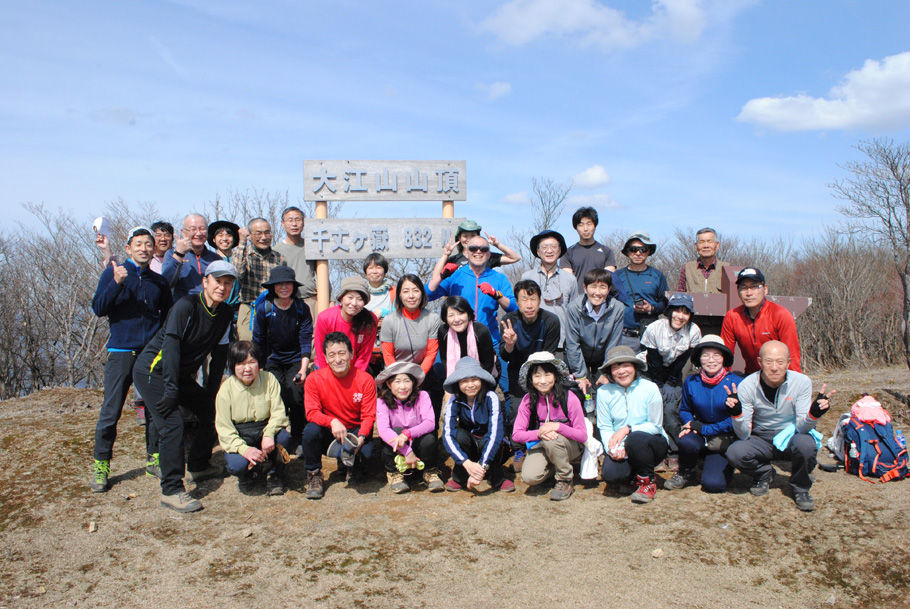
[381,432,440,473]
[301,422,376,473]
[658,383,683,455]
[726,432,818,493]
[601,431,668,481]
[134,369,216,495]
[450,427,505,486]
[264,360,305,445]
[93,351,158,460]
[204,342,229,398]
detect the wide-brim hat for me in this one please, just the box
[336,275,371,304]
[262,265,302,290]
[599,345,647,377]
[455,219,482,241]
[529,230,567,259]
[518,351,571,391]
[666,292,695,314]
[207,220,240,250]
[375,361,426,387]
[690,334,734,368]
[443,357,495,394]
[621,232,656,255]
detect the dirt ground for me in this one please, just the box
[0,366,908,609]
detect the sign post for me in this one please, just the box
[303,160,467,314]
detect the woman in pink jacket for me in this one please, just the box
[375,361,444,494]
[512,352,587,501]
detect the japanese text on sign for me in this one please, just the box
[305,218,464,260]
[303,161,467,201]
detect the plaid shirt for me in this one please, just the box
[232,239,286,303]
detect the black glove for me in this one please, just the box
[689,419,704,434]
[809,392,829,419]
[726,392,742,417]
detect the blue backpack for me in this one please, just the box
[842,397,908,483]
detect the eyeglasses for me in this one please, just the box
[737,283,764,293]
[467,245,490,253]
[251,230,272,237]
[538,244,560,252]
[627,246,649,254]
[184,226,207,234]
[700,352,724,360]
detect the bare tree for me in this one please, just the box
[831,138,910,370]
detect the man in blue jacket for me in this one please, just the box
[612,232,669,351]
[427,235,517,395]
[90,227,173,492]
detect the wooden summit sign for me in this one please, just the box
[303,160,467,201]
[303,159,466,312]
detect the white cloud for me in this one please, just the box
[478,0,748,52]
[501,191,529,204]
[737,52,910,131]
[573,164,611,188]
[476,81,513,101]
[567,193,619,209]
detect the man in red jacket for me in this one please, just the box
[721,268,801,375]
[302,331,377,499]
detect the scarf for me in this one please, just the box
[446,323,478,376]
[700,367,728,387]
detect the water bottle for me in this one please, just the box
[896,430,906,450]
[584,393,595,414]
[848,442,859,459]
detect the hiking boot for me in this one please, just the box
[749,471,773,497]
[187,464,223,483]
[266,471,286,496]
[134,399,146,426]
[498,479,516,493]
[425,469,445,493]
[550,479,574,501]
[238,474,257,495]
[387,471,410,494]
[793,491,815,512]
[630,475,657,504]
[445,478,463,492]
[305,470,324,500]
[90,459,110,493]
[160,490,202,513]
[664,470,694,491]
[145,453,161,479]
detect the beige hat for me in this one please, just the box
[375,361,425,387]
[335,275,371,304]
[599,345,647,378]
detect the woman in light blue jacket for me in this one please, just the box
[596,345,668,504]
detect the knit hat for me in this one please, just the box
[442,357,496,394]
[621,232,656,256]
[599,345,646,377]
[529,230,567,259]
[518,351,571,391]
[207,220,240,250]
[690,334,733,368]
[375,361,425,387]
[262,265,302,290]
[335,275,371,304]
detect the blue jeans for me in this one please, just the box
[224,428,292,476]
[677,431,730,493]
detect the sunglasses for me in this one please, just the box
[467,245,490,253]
[627,246,649,254]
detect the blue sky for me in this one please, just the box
[2,0,909,246]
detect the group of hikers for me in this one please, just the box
[90,205,833,514]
